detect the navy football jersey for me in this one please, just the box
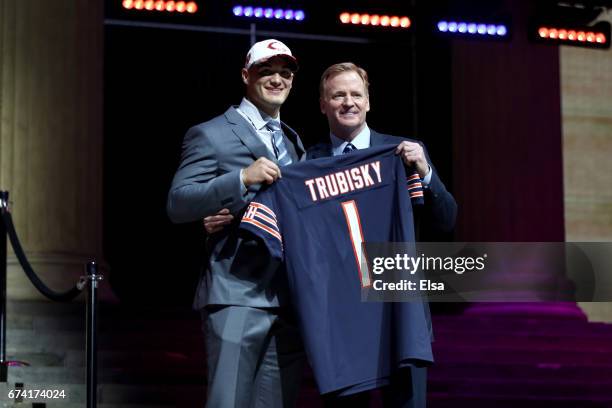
[239,145,433,395]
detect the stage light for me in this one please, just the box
[122,0,198,13]
[339,12,411,30]
[533,23,609,48]
[232,5,305,21]
[436,20,509,38]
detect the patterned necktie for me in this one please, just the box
[267,120,292,166]
[342,143,357,154]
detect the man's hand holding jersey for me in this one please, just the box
[395,140,430,178]
[205,142,429,233]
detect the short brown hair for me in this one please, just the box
[319,62,370,98]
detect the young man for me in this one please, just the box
[167,39,306,407]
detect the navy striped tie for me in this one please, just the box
[267,120,292,166]
[342,143,357,154]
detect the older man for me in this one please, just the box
[310,62,456,407]
[167,39,306,407]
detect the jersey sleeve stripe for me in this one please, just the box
[252,212,280,232]
[249,202,278,221]
[242,218,284,245]
[407,183,423,190]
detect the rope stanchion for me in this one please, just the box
[0,191,8,382]
[1,207,84,302]
[1,190,104,403]
[84,261,102,408]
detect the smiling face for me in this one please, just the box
[242,57,294,118]
[320,70,370,141]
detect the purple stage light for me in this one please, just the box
[437,19,509,38]
[232,5,305,21]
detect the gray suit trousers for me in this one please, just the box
[202,306,305,408]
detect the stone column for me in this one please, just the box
[562,11,612,322]
[0,1,106,300]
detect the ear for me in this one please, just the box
[365,96,370,112]
[320,97,326,114]
[241,68,249,85]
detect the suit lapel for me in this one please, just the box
[225,107,275,161]
[281,122,306,162]
[369,130,386,147]
[308,143,333,159]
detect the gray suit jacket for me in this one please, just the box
[167,106,306,309]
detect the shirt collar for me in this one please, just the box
[238,97,280,130]
[330,125,371,156]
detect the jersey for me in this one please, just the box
[239,145,433,395]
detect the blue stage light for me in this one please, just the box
[232,5,305,21]
[436,20,509,38]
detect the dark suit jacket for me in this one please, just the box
[167,106,306,309]
[307,129,457,235]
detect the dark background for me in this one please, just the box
[103,0,563,305]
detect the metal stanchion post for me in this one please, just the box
[84,261,103,408]
[0,191,9,382]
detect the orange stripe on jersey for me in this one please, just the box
[242,217,283,244]
[250,202,277,222]
[407,183,423,190]
[410,191,424,197]
[407,174,421,181]
[253,211,279,231]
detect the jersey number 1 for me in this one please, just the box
[341,200,371,288]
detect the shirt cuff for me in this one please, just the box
[422,165,432,186]
[239,169,248,195]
